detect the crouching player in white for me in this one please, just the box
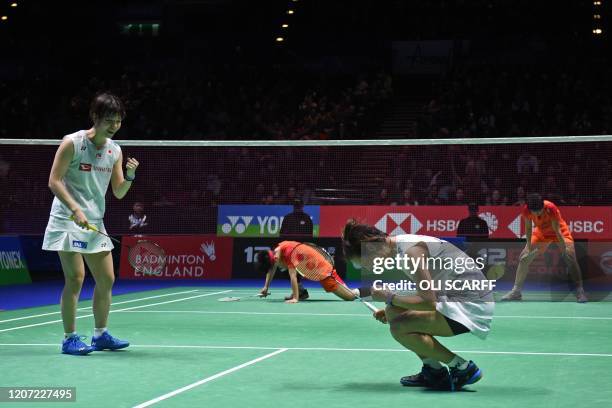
[343,219,494,391]
[43,93,138,355]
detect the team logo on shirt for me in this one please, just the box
[72,240,88,249]
[79,163,92,172]
[96,153,102,159]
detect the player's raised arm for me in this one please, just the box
[111,151,139,199]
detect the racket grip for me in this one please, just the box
[69,215,98,232]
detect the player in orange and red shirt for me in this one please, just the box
[254,241,360,303]
[502,193,587,302]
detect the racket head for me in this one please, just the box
[289,243,335,281]
[128,240,166,276]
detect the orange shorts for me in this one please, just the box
[320,269,346,292]
[531,229,573,253]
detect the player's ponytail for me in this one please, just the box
[341,219,388,259]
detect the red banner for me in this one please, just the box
[119,235,233,280]
[319,206,612,239]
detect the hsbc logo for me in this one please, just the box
[79,163,92,172]
[508,216,605,237]
[375,213,423,235]
[479,212,499,233]
[568,220,604,234]
[508,215,523,238]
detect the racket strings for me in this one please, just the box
[290,243,334,281]
[128,241,166,273]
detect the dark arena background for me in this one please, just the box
[1,1,611,407]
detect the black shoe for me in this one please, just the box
[400,365,451,389]
[284,290,309,301]
[449,361,482,391]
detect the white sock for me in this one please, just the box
[447,355,468,370]
[94,327,107,338]
[64,331,77,339]
[422,358,443,369]
[352,288,360,297]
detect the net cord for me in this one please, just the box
[1,135,612,147]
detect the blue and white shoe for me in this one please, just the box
[450,361,482,391]
[62,334,94,355]
[400,365,450,388]
[91,331,130,351]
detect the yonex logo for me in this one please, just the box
[375,213,423,235]
[221,216,254,234]
[479,211,499,233]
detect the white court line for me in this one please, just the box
[118,310,370,317]
[0,343,611,358]
[0,290,231,333]
[115,310,612,320]
[132,348,288,408]
[0,290,200,324]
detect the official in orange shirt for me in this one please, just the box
[254,241,360,303]
[502,193,587,302]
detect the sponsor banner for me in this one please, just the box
[467,240,588,281]
[586,241,612,280]
[0,236,31,285]
[119,235,233,280]
[18,235,64,280]
[217,205,320,237]
[319,206,612,240]
[231,238,346,279]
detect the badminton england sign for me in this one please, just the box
[119,235,233,280]
[217,205,320,237]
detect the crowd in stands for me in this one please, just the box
[3,49,612,236]
[2,139,611,234]
[0,61,392,141]
[418,62,612,139]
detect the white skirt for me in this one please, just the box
[42,216,114,253]
[436,297,495,339]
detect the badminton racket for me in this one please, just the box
[71,216,166,275]
[288,242,379,313]
[218,293,269,302]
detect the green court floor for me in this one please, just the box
[1,286,611,407]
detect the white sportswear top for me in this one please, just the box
[49,130,121,222]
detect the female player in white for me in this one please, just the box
[342,219,494,391]
[43,93,139,355]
